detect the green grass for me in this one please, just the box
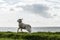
[0,32,60,40]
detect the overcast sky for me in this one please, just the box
[0,0,60,27]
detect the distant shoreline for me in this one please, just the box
[0,27,60,32]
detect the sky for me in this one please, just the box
[0,0,60,27]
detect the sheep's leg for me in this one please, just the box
[21,28,23,32]
[17,28,20,33]
[26,27,31,33]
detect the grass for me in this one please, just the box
[0,32,60,40]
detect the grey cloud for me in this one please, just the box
[45,0,60,4]
[0,2,5,4]
[45,0,60,9]
[22,4,51,18]
[54,6,60,9]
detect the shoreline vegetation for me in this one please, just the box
[0,32,60,40]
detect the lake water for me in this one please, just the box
[0,27,60,32]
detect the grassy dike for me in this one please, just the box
[0,32,60,40]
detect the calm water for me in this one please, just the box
[0,27,60,32]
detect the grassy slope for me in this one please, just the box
[0,32,60,40]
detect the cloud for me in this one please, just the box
[22,4,51,18]
[54,6,60,9]
[46,0,60,5]
[3,0,21,5]
[0,0,6,5]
